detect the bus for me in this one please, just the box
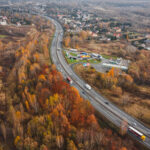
[128,126,146,141]
[66,76,73,84]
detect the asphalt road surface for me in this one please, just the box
[45,16,150,149]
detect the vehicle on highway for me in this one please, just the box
[66,76,73,84]
[85,84,91,90]
[105,102,109,105]
[82,91,85,94]
[128,126,146,141]
[133,122,137,126]
[57,48,61,51]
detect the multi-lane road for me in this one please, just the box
[47,16,150,149]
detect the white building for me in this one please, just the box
[146,47,150,51]
[0,20,7,25]
[102,63,128,71]
[92,53,99,57]
[70,48,78,52]
[17,22,21,26]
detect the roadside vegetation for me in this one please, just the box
[74,58,150,127]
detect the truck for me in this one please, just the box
[128,126,146,141]
[66,76,73,84]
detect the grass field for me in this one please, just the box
[0,35,7,38]
[63,50,102,64]
[67,58,78,64]
[70,52,77,56]
[88,59,101,64]
[101,54,117,60]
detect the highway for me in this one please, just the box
[46,16,150,149]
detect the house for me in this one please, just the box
[116,28,121,33]
[146,39,150,45]
[17,22,21,26]
[2,16,7,20]
[0,20,7,25]
[0,16,7,26]
[145,34,150,39]
[91,33,98,37]
[113,33,121,38]
[146,47,150,51]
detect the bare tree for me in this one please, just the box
[120,119,128,136]
[1,122,6,141]
[121,94,130,106]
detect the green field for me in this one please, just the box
[63,50,102,64]
[70,52,77,57]
[67,58,78,64]
[88,59,101,64]
[101,54,117,60]
[66,57,101,65]
[0,35,7,38]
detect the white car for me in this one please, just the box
[85,84,91,90]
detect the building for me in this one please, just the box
[0,16,7,25]
[102,58,129,71]
[91,53,99,57]
[70,48,78,52]
[146,47,150,51]
[0,20,7,25]
[17,22,21,26]
[102,63,128,71]
[80,52,88,55]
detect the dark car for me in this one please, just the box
[105,102,109,105]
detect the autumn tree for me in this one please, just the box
[56,135,64,149]
[120,119,128,136]
[67,140,77,150]
[0,123,6,141]
[80,30,88,40]
[112,85,122,97]
[129,50,150,85]
[64,36,71,47]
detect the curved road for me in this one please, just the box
[46,16,150,149]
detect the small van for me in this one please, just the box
[85,84,91,90]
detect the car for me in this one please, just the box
[82,91,85,94]
[85,84,91,90]
[105,102,109,105]
[66,76,73,84]
[133,122,137,126]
